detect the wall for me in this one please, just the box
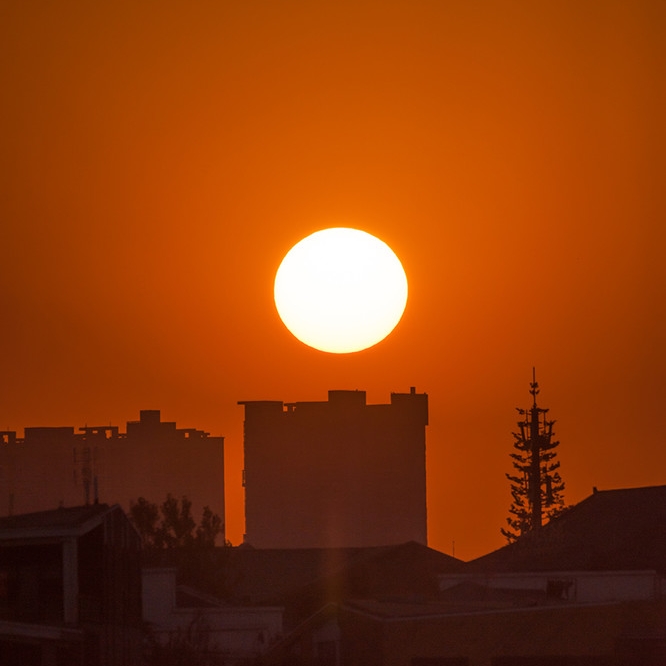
[439,571,662,603]
[340,599,666,666]
[142,567,284,663]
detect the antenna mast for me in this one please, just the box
[502,370,566,542]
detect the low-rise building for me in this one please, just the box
[0,503,142,666]
[439,569,664,604]
[263,485,666,665]
[142,567,283,664]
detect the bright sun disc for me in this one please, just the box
[274,228,408,353]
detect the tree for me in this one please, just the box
[196,506,224,548]
[143,615,228,666]
[501,371,567,543]
[130,496,160,546]
[130,493,231,596]
[157,494,197,549]
[130,494,223,550]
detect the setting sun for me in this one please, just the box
[274,228,408,353]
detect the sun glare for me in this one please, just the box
[274,228,408,353]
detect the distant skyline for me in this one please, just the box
[1,1,664,560]
[0,409,225,539]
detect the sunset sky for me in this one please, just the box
[1,1,664,560]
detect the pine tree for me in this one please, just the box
[501,370,567,543]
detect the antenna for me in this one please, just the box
[530,366,540,406]
[73,446,94,506]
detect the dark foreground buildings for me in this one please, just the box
[239,388,428,549]
[0,410,225,541]
[0,504,142,665]
[260,485,666,665]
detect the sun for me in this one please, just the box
[274,228,408,353]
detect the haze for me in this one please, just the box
[1,1,664,560]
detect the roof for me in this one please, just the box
[342,596,531,619]
[0,503,120,540]
[469,485,666,573]
[144,540,464,627]
[176,584,228,609]
[265,583,635,665]
[224,541,464,606]
[261,603,338,666]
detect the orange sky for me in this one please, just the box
[1,1,664,561]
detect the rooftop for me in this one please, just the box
[469,485,666,573]
[0,503,121,540]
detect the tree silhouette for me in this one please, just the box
[130,494,223,550]
[131,494,232,605]
[502,371,567,543]
[143,614,227,666]
[129,496,160,546]
[158,494,197,549]
[196,506,223,548]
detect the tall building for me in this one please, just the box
[0,410,225,541]
[239,388,428,549]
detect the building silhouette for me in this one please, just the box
[0,410,225,541]
[239,388,428,549]
[261,485,666,665]
[0,503,142,664]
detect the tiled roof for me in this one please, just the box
[469,485,666,573]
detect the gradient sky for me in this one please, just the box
[1,1,664,560]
